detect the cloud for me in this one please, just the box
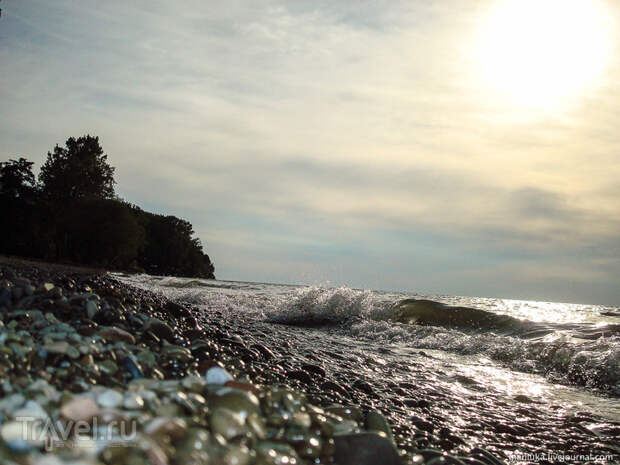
[2,0,620,304]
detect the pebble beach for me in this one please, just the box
[0,258,618,465]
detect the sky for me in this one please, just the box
[1,0,619,305]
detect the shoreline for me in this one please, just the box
[0,257,437,464]
[1,258,618,464]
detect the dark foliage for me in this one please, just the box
[133,207,215,278]
[39,135,116,200]
[1,136,215,278]
[0,157,37,200]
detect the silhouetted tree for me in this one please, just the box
[0,157,37,200]
[63,199,144,268]
[39,135,116,200]
[0,157,46,257]
[1,135,215,278]
[134,208,215,278]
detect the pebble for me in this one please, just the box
[161,343,192,362]
[366,410,394,442]
[205,365,234,385]
[144,417,188,440]
[286,369,314,384]
[208,388,261,419]
[210,407,248,439]
[0,287,11,306]
[326,405,363,422]
[42,341,80,359]
[121,354,143,378]
[99,359,119,375]
[321,381,349,397]
[334,432,401,465]
[13,400,49,421]
[85,299,99,319]
[145,317,175,341]
[1,420,43,452]
[97,326,136,344]
[352,379,375,395]
[182,375,207,392]
[0,393,26,414]
[250,343,276,360]
[301,363,326,377]
[37,282,55,293]
[123,391,145,410]
[60,396,99,422]
[97,389,124,408]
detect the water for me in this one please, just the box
[114,274,620,462]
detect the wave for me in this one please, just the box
[113,276,620,394]
[391,299,620,340]
[266,286,383,326]
[268,287,620,394]
[269,288,620,339]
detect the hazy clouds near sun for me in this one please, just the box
[2,0,619,304]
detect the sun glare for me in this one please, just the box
[476,0,613,109]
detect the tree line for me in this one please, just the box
[1,135,215,278]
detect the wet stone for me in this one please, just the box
[250,343,276,360]
[42,341,80,359]
[97,326,136,344]
[98,359,119,376]
[97,389,124,408]
[205,365,234,385]
[301,363,326,378]
[0,393,26,414]
[60,396,99,423]
[37,282,55,294]
[256,441,301,465]
[352,379,375,395]
[332,419,359,435]
[210,407,248,440]
[326,405,363,422]
[85,299,99,319]
[0,287,11,307]
[320,381,349,398]
[334,432,401,465]
[247,412,267,440]
[182,375,208,392]
[291,411,312,429]
[208,388,261,419]
[366,410,394,442]
[145,317,175,342]
[286,369,314,385]
[13,277,31,288]
[1,420,45,452]
[161,343,192,362]
[144,417,188,440]
[123,391,145,410]
[411,415,435,434]
[136,349,157,368]
[121,354,143,379]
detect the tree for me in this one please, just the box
[0,157,43,257]
[39,135,116,200]
[0,157,37,199]
[133,208,215,278]
[65,199,144,268]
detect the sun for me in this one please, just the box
[475,0,613,109]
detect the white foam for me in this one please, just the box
[112,274,620,393]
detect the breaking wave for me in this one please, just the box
[269,286,620,394]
